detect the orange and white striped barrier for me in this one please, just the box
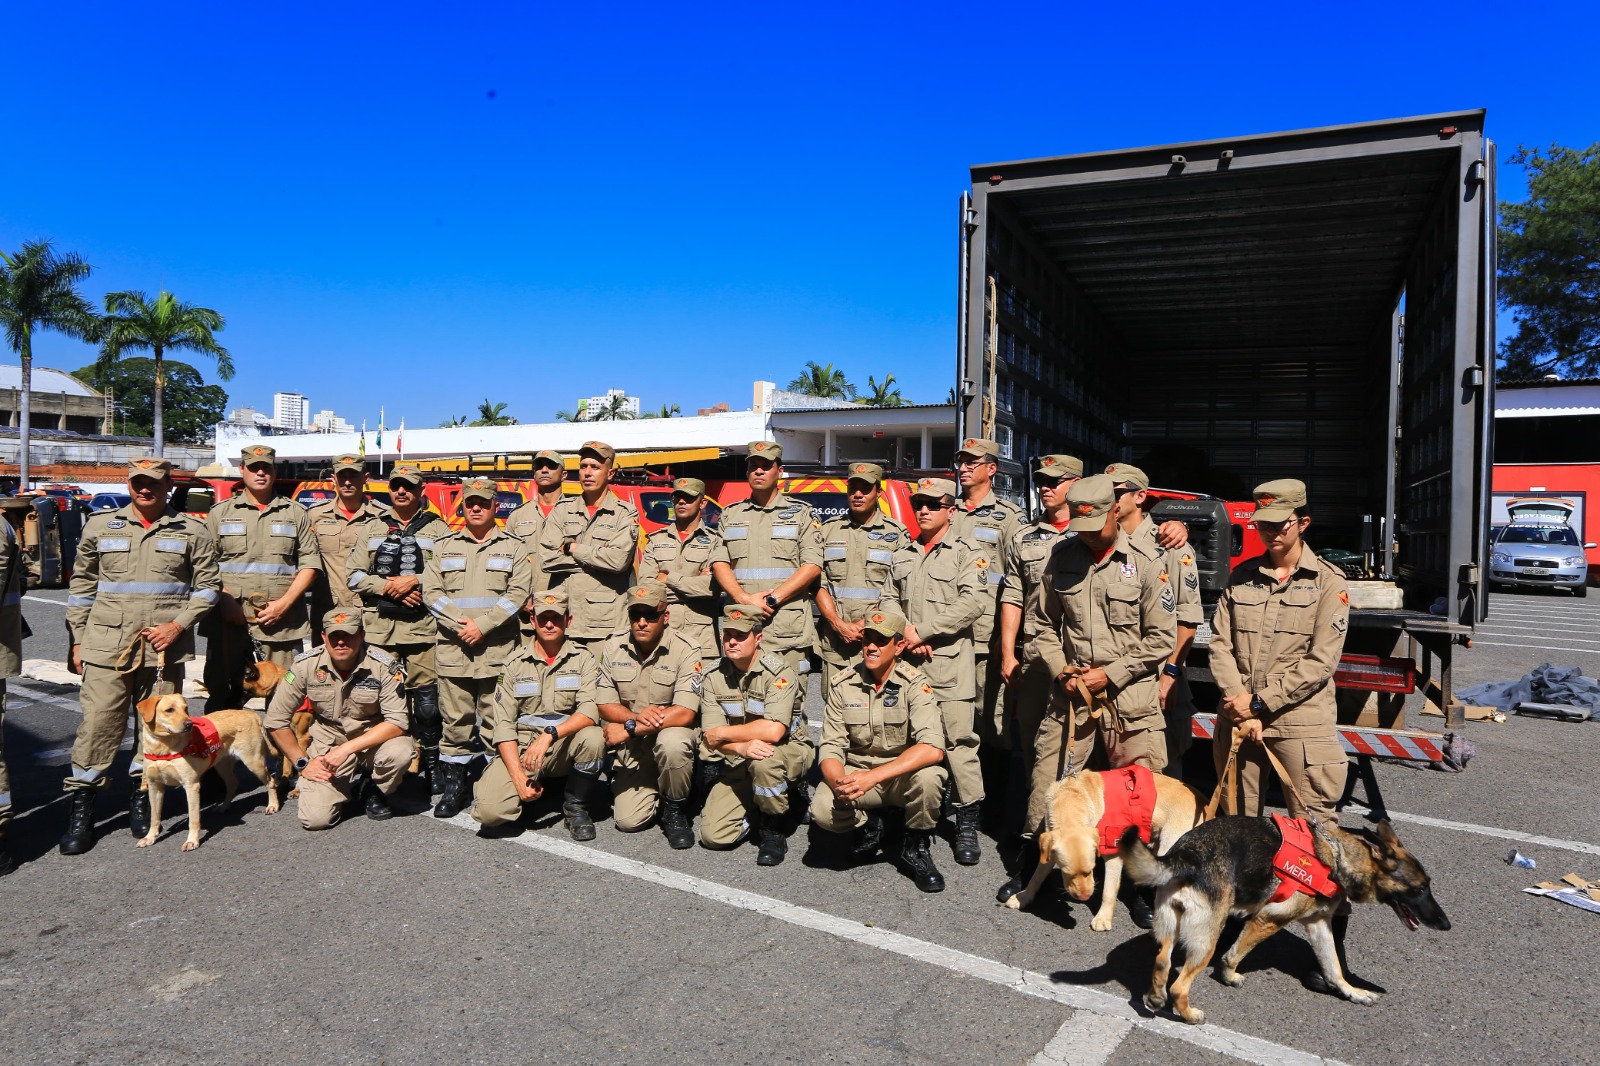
[1191,713,1448,763]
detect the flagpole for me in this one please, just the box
[378,405,385,478]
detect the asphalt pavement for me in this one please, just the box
[2,586,1599,1065]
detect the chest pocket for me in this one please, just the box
[484,552,516,590]
[1105,583,1142,626]
[150,535,190,576]
[647,663,679,703]
[438,554,468,589]
[1020,540,1054,585]
[878,701,910,750]
[841,700,873,748]
[96,536,133,577]
[605,660,641,697]
[349,679,383,720]
[721,523,750,562]
[1227,584,1272,634]
[822,540,850,579]
[767,523,801,564]
[216,521,247,555]
[1276,586,1321,638]
[922,553,959,601]
[550,672,581,710]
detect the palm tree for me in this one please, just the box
[471,399,516,426]
[857,374,907,407]
[98,290,231,457]
[439,414,468,427]
[641,402,680,419]
[0,241,98,486]
[587,393,635,421]
[553,409,586,423]
[787,361,855,400]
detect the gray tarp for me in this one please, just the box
[1459,662,1600,721]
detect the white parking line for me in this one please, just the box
[1344,802,1600,857]
[1472,640,1600,656]
[1476,628,1600,644]
[23,595,67,607]
[1031,1011,1136,1065]
[440,814,1348,1066]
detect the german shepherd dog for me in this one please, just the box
[243,659,312,795]
[1120,815,1450,1025]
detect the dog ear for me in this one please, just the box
[135,697,161,726]
[243,662,259,684]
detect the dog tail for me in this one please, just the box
[1117,825,1173,887]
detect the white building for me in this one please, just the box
[577,388,640,420]
[310,409,354,434]
[273,391,310,431]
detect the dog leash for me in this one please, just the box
[115,636,177,696]
[1205,725,1316,821]
[1059,665,1120,731]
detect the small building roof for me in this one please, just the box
[0,365,101,398]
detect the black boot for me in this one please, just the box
[410,684,443,796]
[432,761,469,819]
[128,780,152,839]
[1124,885,1155,930]
[853,810,885,859]
[659,795,694,850]
[419,747,442,797]
[59,790,97,855]
[897,828,946,893]
[562,770,599,841]
[756,812,789,867]
[952,802,983,866]
[996,847,1040,904]
[363,780,394,821]
[0,835,14,877]
[692,758,723,814]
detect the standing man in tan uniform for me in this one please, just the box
[60,456,220,855]
[505,449,567,598]
[639,477,721,661]
[815,462,913,688]
[267,610,414,828]
[203,443,322,711]
[813,609,949,892]
[347,461,450,793]
[470,589,607,838]
[709,442,824,672]
[698,604,814,865]
[595,582,703,848]
[308,453,388,627]
[0,519,26,875]
[423,476,533,819]
[540,440,640,647]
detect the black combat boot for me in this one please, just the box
[432,761,469,819]
[128,779,152,839]
[996,847,1040,904]
[562,769,599,842]
[952,802,983,866]
[852,810,885,859]
[0,834,15,877]
[692,758,723,814]
[755,813,789,867]
[410,684,443,797]
[363,780,394,821]
[59,790,97,855]
[659,795,694,850]
[897,828,946,893]
[1123,884,1155,929]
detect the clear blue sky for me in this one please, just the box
[6,1,1596,428]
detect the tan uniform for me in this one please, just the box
[1024,529,1176,834]
[954,493,1023,748]
[539,490,641,643]
[708,495,824,668]
[347,508,451,687]
[1209,548,1350,820]
[1000,519,1073,770]
[471,641,607,827]
[897,532,987,805]
[595,632,704,830]
[1130,516,1203,773]
[308,497,389,621]
[505,497,561,597]
[0,521,25,829]
[697,651,814,847]
[817,510,914,685]
[266,645,414,830]
[640,522,722,659]
[423,526,533,762]
[811,661,948,833]
[65,505,220,791]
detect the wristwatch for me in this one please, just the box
[542,725,559,743]
[624,718,638,737]
[764,594,779,610]
[294,757,309,771]
[1161,663,1183,679]
[1250,695,1267,715]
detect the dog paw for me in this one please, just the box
[1344,988,1380,1006]
[1178,1006,1206,1026]
[1218,969,1244,987]
[1004,894,1028,911]
[136,836,157,848]
[1090,914,1114,932]
[265,803,281,816]
[1143,991,1168,1012]
[180,839,200,852]
[288,786,301,799]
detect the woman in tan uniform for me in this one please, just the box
[1210,479,1351,820]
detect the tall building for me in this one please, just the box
[310,409,353,433]
[577,388,640,420]
[273,391,310,431]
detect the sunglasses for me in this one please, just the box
[325,630,360,643]
[629,609,662,622]
[912,499,950,511]
[1034,476,1064,490]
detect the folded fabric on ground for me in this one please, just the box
[1459,663,1600,721]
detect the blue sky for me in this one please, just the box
[5,1,1596,428]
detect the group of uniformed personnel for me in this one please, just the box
[15,435,1349,911]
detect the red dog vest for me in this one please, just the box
[145,716,223,764]
[1097,765,1156,855]
[1269,813,1341,902]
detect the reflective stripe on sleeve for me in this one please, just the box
[347,570,368,589]
[192,589,219,603]
[68,594,97,607]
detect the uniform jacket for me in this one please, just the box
[206,495,322,642]
[487,641,602,747]
[539,490,641,641]
[265,644,408,752]
[505,496,561,596]
[953,491,1023,645]
[1208,547,1350,738]
[707,494,825,654]
[1131,517,1203,628]
[68,505,220,667]
[698,650,811,768]
[1001,519,1073,648]
[817,510,914,665]
[594,631,705,712]
[896,531,985,700]
[819,659,946,770]
[0,520,24,678]
[423,525,533,677]
[640,521,722,658]
[348,508,451,645]
[308,497,389,615]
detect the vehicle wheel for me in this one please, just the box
[1575,585,1589,599]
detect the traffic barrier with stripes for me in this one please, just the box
[1191,713,1448,763]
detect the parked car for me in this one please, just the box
[1490,523,1596,596]
[88,492,131,512]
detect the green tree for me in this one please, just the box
[439,414,468,427]
[856,373,906,407]
[98,290,232,456]
[1498,143,1600,379]
[72,358,227,441]
[471,399,516,426]
[0,241,98,486]
[553,408,586,423]
[786,361,855,400]
[587,393,635,421]
[641,402,680,419]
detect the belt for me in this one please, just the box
[218,561,298,576]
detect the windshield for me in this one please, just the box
[639,491,722,528]
[1499,525,1579,546]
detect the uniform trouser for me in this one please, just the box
[471,726,607,827]
[437,675,496,761]
[205,627,298,712]
[1024,702,1166,837]
[974,651,1005,749]
[699,743,814,848]
[297,736,416,830]
[0,681,10,830]
[939,699,984,806]
[379,642,437,689]
[1163,673,1195,776]
[1012,658,1053,772]
[611,726,697,831]
[1212,722,1346,822]
[66,662,188,793]
[810,763,946,833]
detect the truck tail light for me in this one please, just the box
[1335,654,1416,694]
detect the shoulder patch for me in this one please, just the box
[367,647,395,665]
[293,648,321,664]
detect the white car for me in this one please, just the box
[1490,522,1595,596]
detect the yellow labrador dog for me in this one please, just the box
[136,693,280,850]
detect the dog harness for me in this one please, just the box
[1096,765,1156,855]
[145,716,223,763]
[1268,813,1341,902]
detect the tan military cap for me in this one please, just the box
[533,449,565,467]
[1035,454,1083,480]
[910,476,957,501]
[579,440,615,463]
[747,441,783,463]
[1253,479,1307,523]
[1105,462,1149,490]
[672,476,705,498]
[127,455,174,478]
[847,461,884,486]
[532,588,569,616]
[331,453,364,475]
[460,476,498,503]
[861,608,906,640]
[628,581,668,610]
[720,603,764,632]
[322,608,363,635]
[240,443,277,467]
[1066,474,1116,532]
[388,462,425,486]
[955,437,1000,462]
